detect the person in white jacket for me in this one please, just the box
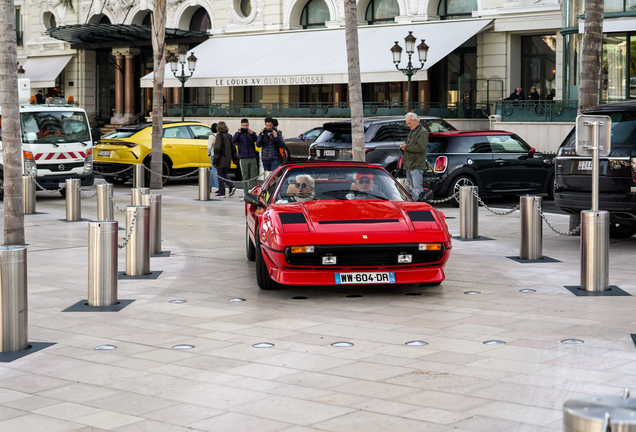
[207,123,219,193]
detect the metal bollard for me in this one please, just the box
[459,186,478,239]
[133,164,144,188]
[0,246,28,353]
[131,187,149,206]
[22,175,36,214]
[199,167,210,201]
[141,194,162,255]
[580,210,610,291]
[563,391,636,432]
[65,178,81,221]
[88,221,118,306]
[519,196,542,260]
[125,205,150,276]
[96,184,114,221]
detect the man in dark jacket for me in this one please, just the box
[232,118,259,194]
[256,117,284,172]
[214,121,235,198]
[399,112,428,200]
[503,87,524,101]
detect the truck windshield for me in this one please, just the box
[20,111,90,144]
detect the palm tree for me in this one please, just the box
[578,0,603,113]
[150,1,167,189]
[344,0,365,161]
[0,0,25,245]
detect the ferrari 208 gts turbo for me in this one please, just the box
[244,162,452,290]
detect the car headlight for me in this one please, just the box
[23,151,37,176]
[84,148,93,174]
[322,255,337,265]
[397,253,412,263]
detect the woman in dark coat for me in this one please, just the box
[213,121,235,197]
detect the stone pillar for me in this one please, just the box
[124,54,136,119]
[334,84,346,103]
[173,87,181,105]
[112,54,125,124]
[418,81,429,103]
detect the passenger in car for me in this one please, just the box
[294,175,316,202]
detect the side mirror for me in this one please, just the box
[244,192,265,208]
[298,133,304,139]
[529,147,536,157]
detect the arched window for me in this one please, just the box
[98,15,111,24]
[189,8,211,32]
[365,0,399,25]
[240,0,251,17]
[142,12,152,26]
[437,0,476,19]
[300,0,330,29]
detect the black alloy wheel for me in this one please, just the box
[255,233,281,290]
[448,175,476,208]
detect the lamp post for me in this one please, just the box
[391,32,429,112]
[17,65,25,78]
[169,47,197,121]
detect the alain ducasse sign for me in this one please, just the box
[212,75,328,86]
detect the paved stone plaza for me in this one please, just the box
[0,180,634,432]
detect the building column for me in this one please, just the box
[418,80,429,103]
[111,54,125,124]
[333,84,346,103]
[111,48,139,124]
[173,87,181,105]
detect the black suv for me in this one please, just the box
[309,116,456,173]
[425,131,555,207]
[555,101,636,238]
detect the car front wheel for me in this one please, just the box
[609,220,636,239]
[255,235,281,290]
[447,175,476,208]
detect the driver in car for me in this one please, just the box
[348,173,387,199]
[295,175,316,202]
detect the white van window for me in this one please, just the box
[21,111,90,144]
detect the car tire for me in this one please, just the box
[255,234,280,290]
[546,172,555,200]
[447,175,476,208]
[246,224,256,261]
[143,157,170,186]
[283,146,291,163]
[609,221,636,239]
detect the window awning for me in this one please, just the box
[141,19,492,88]
[23,55,73,88]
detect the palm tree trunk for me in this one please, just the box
[578,0,604,113]
[0,0,25,245]
[344,0,365,161]
[150,0,167,189]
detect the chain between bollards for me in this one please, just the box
[109,187,127,212]
[118,207,138,249]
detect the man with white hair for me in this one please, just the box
[399,112,428,200]
[294,174,316,202]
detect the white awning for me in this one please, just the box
[23,55,73,88]
[141,19,492,88]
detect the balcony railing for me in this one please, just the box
[495,100,578,122]
[16,31,23,47]
[166,101,492,119]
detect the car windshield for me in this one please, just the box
[20,111,90,144]
[269,166,411,204]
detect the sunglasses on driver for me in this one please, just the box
[295,182,311,189]
[357,178,372,185]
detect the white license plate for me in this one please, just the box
[97,150,111,157]
[323,150,336,157]
[578,160,593,170]
[335,272,395,284]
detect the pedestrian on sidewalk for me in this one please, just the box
[399,112,428,201]
[256,117,284,172]
[232,118,259,195]
[214,121,235,198]
[207,123,219,194]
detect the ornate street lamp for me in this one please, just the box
[169,47,197,121]
[17,64,25,79]
[390,32,429,112]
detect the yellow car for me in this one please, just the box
[93,121,241,185]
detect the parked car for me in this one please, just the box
[244,161,452,290]
[94,121,245,184]
[555,101,636,238]
[284,126,322,161]
[422,131,555,207]
[309,116,456,174]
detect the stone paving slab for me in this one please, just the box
[0,180,635,431]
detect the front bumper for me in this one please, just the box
[555,190,636,219]
[36,172,94,189]
[94,162,134,179]
[262,246,448,285]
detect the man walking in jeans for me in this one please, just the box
[399,112,428,201]
[232,118,259,195]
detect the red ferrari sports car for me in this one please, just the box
[244,162,452,290]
